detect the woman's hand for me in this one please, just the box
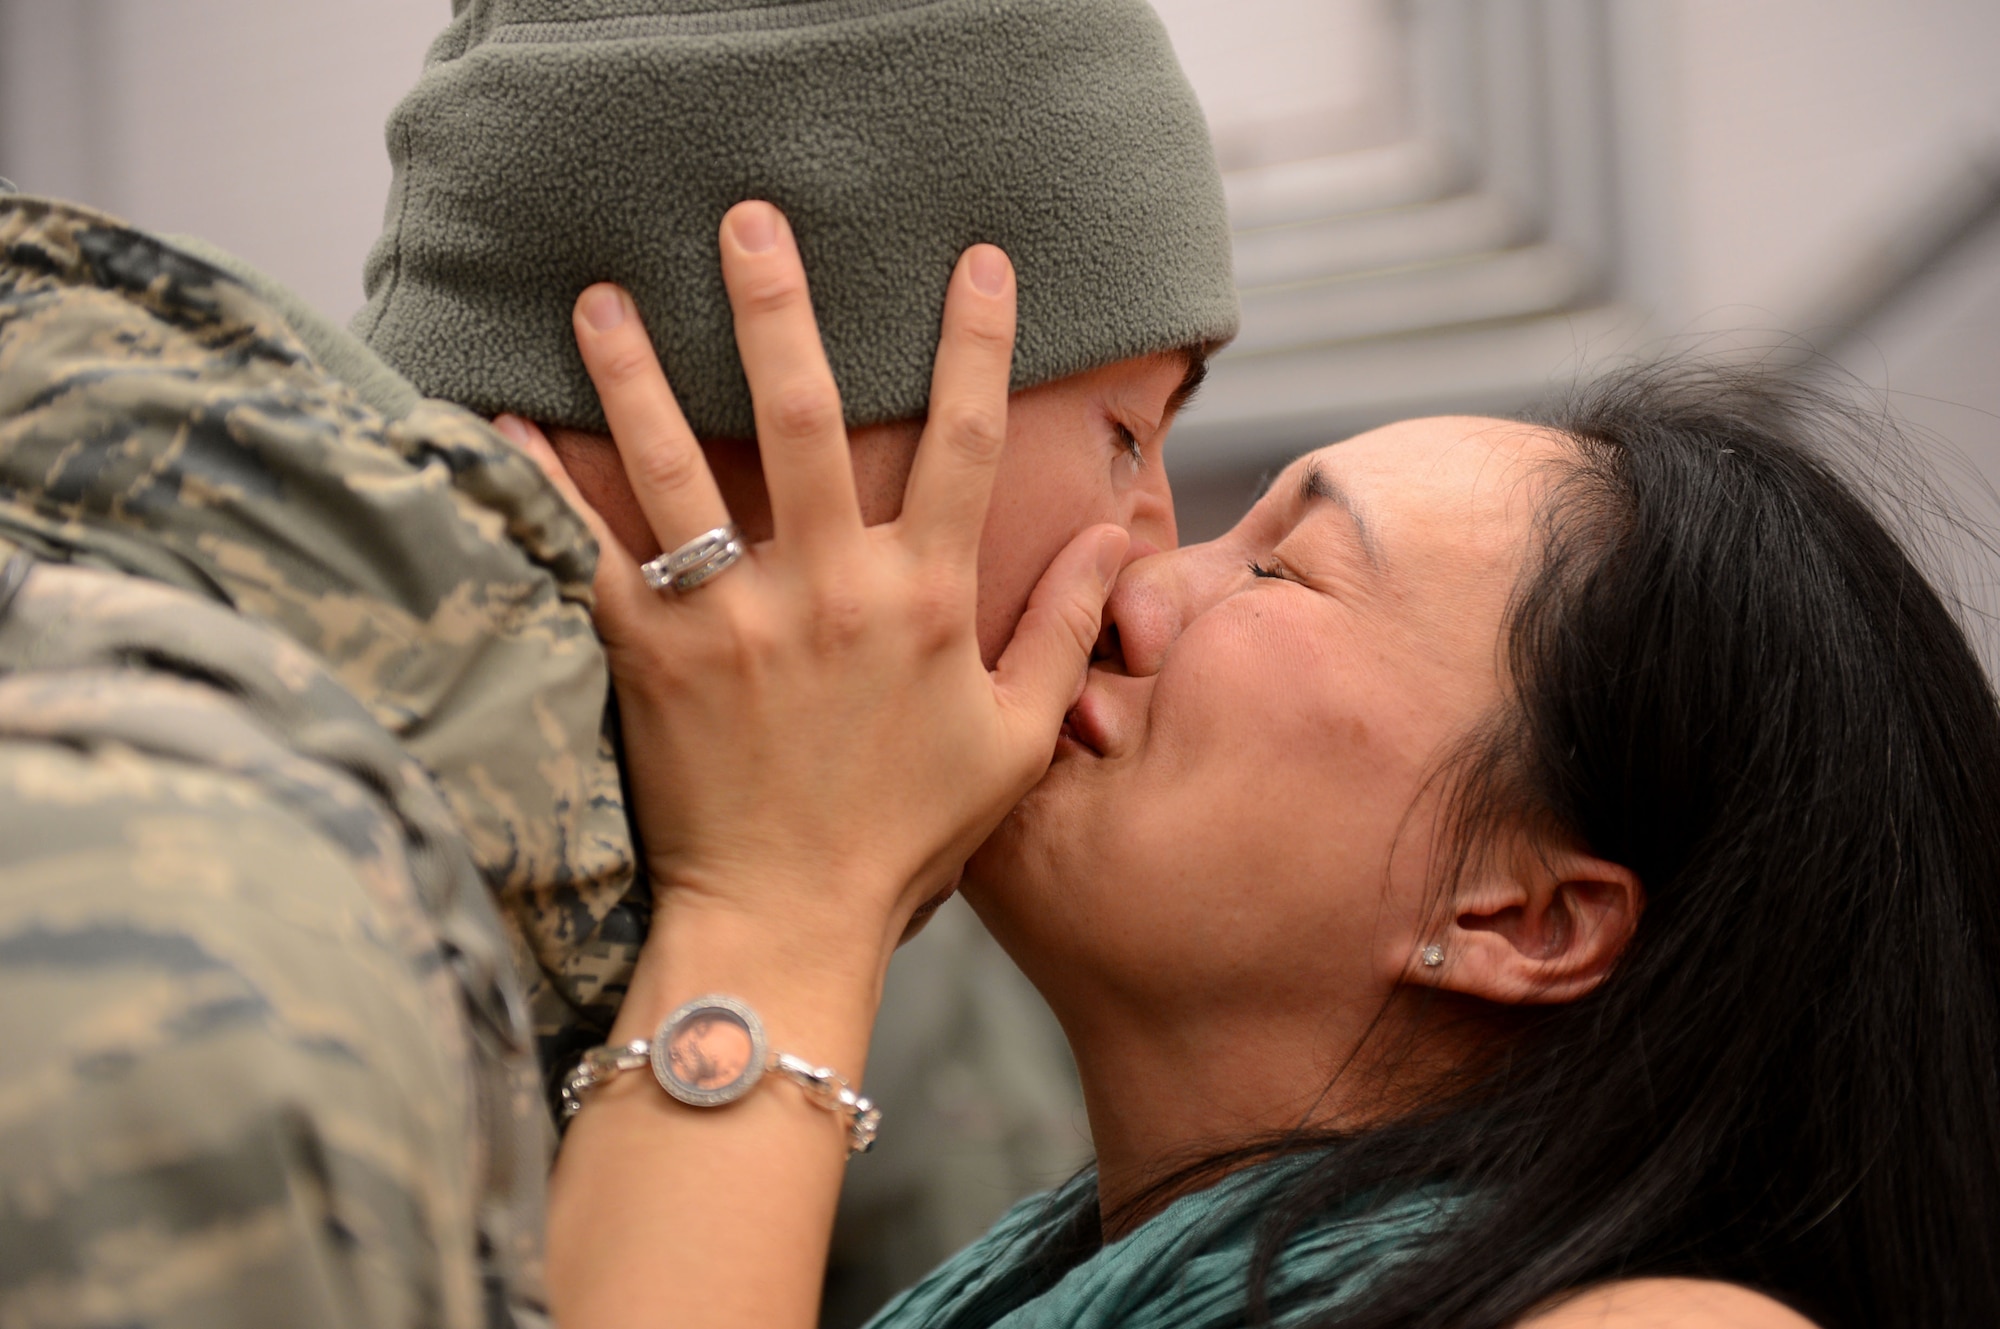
[520,200,1123,1329]
[508,200,1125,969]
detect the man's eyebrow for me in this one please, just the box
[1299,459,1381,568]
[1164,349,1210,419]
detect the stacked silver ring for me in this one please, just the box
[640,523,748,595]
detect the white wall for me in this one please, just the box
[1608,0,2000,576]
[1625,0,2000,334]
[1179,0,2000,535]
[0,0,445,323]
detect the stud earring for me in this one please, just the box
[1420,944,1444,968]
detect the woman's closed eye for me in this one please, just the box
[1248,555,1345,597]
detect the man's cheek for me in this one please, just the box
[972,498,1061,663]
[1133,472,1178,551]
[973,561,1041,668]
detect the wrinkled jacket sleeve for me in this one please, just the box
[0,574,514,1329]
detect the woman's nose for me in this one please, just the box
[1100,543,1227,675]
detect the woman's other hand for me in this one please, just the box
[508,200,1126,975]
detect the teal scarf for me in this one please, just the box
[864,1159,1459,1329]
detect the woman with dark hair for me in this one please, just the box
[528,216,2000,1329]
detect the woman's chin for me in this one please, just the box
[965,794,1052,901]
[963,822,1024,900]
[965,738,1102,910]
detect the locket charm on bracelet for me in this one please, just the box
[641,522,748,595]
[560,994,882,1156]
[652,994,769,1106]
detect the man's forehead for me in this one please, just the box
[1031,350,1206,413]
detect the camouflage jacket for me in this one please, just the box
[0,196,650,1327]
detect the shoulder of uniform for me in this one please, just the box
[1519,1279,1819,1329]
[164,229,425,422]
[0,194,420,421]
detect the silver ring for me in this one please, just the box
[641,523,748,595]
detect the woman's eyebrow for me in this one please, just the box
[1299,460,1382,569]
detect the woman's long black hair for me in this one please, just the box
[943,363,2000,1328]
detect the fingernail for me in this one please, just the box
[492,414,529,446]
[1095,530,1129,585]
[969,246,1008,296]
[581,286,626,331]
[730,203,779,253]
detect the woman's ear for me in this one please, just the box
[1416,834,1642,1006]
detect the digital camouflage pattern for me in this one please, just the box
[0,192,1100,1329]
[0,195,650,1326]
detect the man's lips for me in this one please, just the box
[1059,687,1114,756]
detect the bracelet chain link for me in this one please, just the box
[561,1038,880,1157]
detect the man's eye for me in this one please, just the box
[1113,423,1143,468]
[1248,560,1287,580]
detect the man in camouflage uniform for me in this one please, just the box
[0,192,1099,1329]
[0,194,600,1326]
[0,0,1237,1321]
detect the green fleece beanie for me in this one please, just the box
[352,0,1238,439]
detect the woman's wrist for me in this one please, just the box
[549,877,893,1328]
[644,855,917,967]
[612,879,894,1070]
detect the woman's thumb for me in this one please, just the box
[993,524,1128,734]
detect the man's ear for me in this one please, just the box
[1417,834,1642,1006]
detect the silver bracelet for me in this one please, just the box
[560,994,881,1157]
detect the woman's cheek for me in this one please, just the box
[1151,614,1303,752]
